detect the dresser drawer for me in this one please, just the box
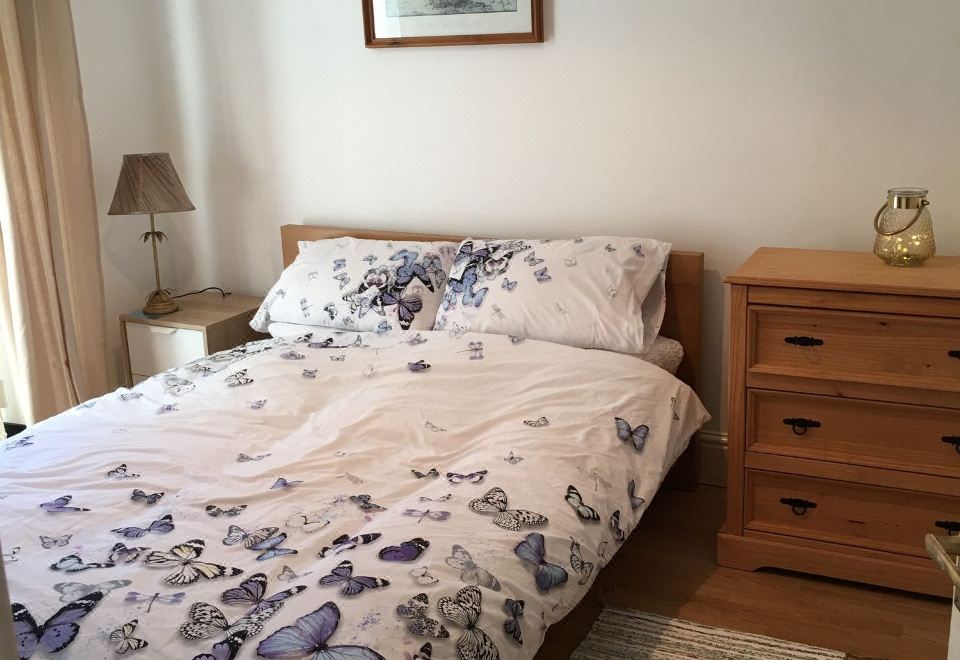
[126,323,206,375]
[745,470,959,557]
[747,390,960,478]
[749,306,960,393]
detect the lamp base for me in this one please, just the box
[143,289,179,316]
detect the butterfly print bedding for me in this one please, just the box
[627,478,646,510]
[564,485,601,522]
[12,591,103,658]
[53,579,131,603]
[0,328,707,659]
[568,538,595,586]
[514,533,568,592]
[130,489,164,504]
[503,598,524,645]
[438,585,500,660]
[378,537,430,562]
[144,539,243,585]
[112,514,175,538]
[396,592,450,639]
[39,495,89,513]
[615,416,649,452]
[39,534,71,549]
[469,487,549,531]
[110,618,148,654]
[257,601,385,659]
[318,560,390,597]
[49,555,114,573]
[447,470,487,485]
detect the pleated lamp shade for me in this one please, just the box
[107,153,194,215]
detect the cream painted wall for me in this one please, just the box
[72,0,960,435]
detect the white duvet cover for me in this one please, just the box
[0,330,708,660]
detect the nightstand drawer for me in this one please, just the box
[126,323,205,375]
[747,390,960,478]
[749,306,960,392]
[745,469,958,558]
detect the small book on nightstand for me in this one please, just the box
[119,292,266,387]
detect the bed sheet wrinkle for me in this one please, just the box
[0,329,707,660]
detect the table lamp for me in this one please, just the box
[108,153,194,315]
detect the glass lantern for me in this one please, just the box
[873,187,936,267]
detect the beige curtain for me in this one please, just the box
[0,0,108,424]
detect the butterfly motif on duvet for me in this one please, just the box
[378,537,430,562]
[192,631,247,660]
[109,618,148,654]
[39,495,89,513]
[503,598,524,645]
[49,555,114,573]
[12,591,103,659]
[628,479,646,510]
[220,572,307,613]
[52,579,131,603]
[514,533,568,592]
[256,601,385,659]
[468,487,548,531]
[615,417,649,452]
[317,532,381,558]
[350,494,386,512]
[112,514,174,538]
[318,560,390,597]
[106,463,140,480]
[565,485,601,522]
[222,525,296,560]
[569,537,595,585]
[445,545,501,592]
[178,601,277,641]
[39,534,71,549]
[438,585,500,660]
[396,592,450,639]
[143,539,243,585]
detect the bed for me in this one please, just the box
[0,224,709,660]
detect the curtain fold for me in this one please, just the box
[0,0,108,424]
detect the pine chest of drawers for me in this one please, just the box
[718,248,960,597]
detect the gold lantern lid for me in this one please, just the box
[887,187,928,210]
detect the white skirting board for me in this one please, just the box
[698,430,727,487]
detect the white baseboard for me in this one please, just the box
[698,430,727,487]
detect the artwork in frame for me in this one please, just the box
[362,0,543,48]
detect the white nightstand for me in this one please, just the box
[119,292,266,386]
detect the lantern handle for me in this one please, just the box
[874,199,930,236]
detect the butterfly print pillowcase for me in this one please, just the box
[250,237,457,334]
[433,236,671,353]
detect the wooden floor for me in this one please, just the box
[538,485,951,659]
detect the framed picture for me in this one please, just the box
[362,0,543,48]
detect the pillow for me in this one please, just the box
[250,237,457,333]
[636,335,684,374]
[433,236,671,353]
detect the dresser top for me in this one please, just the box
[726,247,960,298]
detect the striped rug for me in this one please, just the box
[572,608,846,660]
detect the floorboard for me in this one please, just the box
[537,485,951,659]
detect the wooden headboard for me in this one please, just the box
[279,224,704,394]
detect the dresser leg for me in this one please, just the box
[717,533,767,571]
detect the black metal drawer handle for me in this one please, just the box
[949,350,960,360]
[935,520,960,536]
[784,336,824,347]
[942,436,960,454]
[783,418,822,435]
[780,497,817,516]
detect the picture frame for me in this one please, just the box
[362,0,543,48]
